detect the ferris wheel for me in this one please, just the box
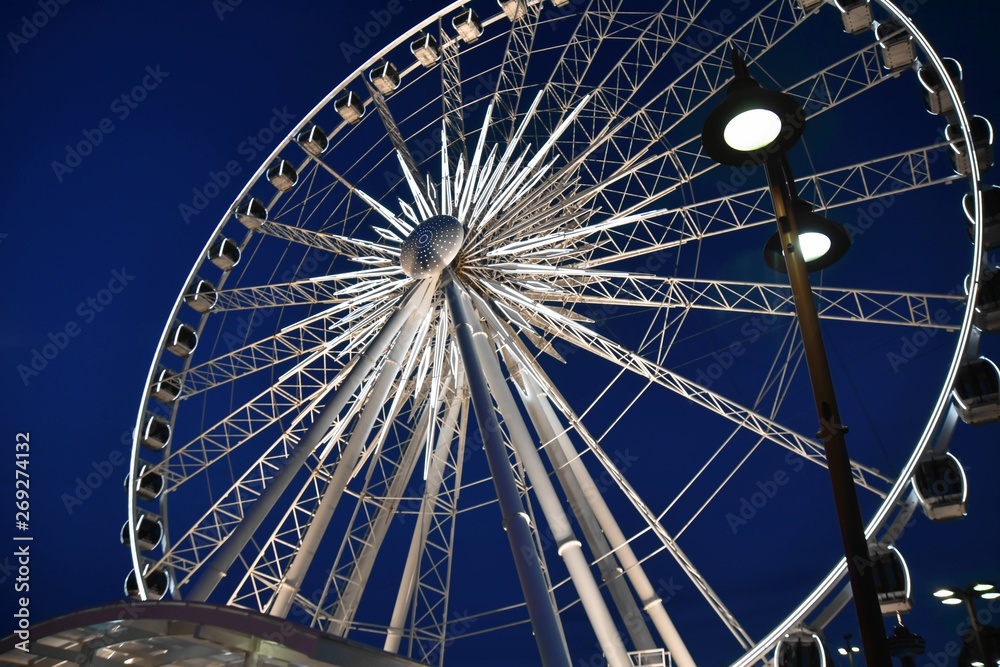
[123,1,1000,666]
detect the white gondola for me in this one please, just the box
[335,90,365,124]
[964,186,1000,251]
[207,237,240,270]
[295,125,328,156]
[120,512,163,552]
[452,8,483,43]
[183,278,217,313]
[140,414,171,452]
[876,21,915,72]
[410,32,440,67]
[234,197,268,229]
[369,60,400,95]
[952,356,1000,425]
[774,630,827,667]
[973,266,1000,334]
[166,322,198,358]
[832,0,872,35]
[131,462,164,501]
[947,115,994,177]
[124,565,170,600]
[912,452,968,521]
[499,0,530,20]
[267,159,298,192]
[918,58,964,119]
[151,368,181,404]
[870,544,912,614]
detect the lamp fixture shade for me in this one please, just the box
[764,200,851,273]
[702,50,805,166]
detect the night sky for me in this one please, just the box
[1,2,999,667]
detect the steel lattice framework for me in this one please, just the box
[124,2,994,667]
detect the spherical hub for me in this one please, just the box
[400,214,465,279]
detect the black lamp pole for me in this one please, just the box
[701,49,891,667]
[762,153,890,667]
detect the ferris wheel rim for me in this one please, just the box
[124,1,989,665]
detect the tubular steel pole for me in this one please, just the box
[963,595,988,664]
[444,272,572,667]
[763,155,890,667]
[188,281,432,602]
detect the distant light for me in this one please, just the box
[799,232,833,262]
[724,109,783,151]
[971,661,984,667]
[852,647,860,653]
[941,598,963,605]
[982,592,1000,600]
[933,588,957,598]
[839,649,848,656]
[973,583,996,592]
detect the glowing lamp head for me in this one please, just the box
[764,200,850,273]
[799,232,833,262]
[724,108,783,151]
[701,49,805,166]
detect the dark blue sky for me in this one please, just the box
[1,2,998,666]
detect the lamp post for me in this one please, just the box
[839,634,862,667]
[701,50,889,667]
[933,582,999,667]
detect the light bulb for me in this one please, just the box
[723,108,782,151]
[799,232,832,262]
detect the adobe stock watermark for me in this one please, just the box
[339,0,407,63]
[51,65,170,182]
[7,0,70,54]
[16,267,136,385]
[217,246,333,352]
[179,106,296,225]
[668,0,754,75]
[212,0,243,21]
[886,258,999,373]
[61,430,131,514]
[724,451,805,534]
[379,72,498,187]
[689,313,783,391]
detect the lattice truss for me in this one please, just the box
[127,1,983,665]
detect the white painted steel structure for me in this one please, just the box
[125,1,995,666]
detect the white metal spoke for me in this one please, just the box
[254,214,398,264]
[536,143,957,268]
[128,3,986,666]
[474,278,892,495]
[507,270,965,330]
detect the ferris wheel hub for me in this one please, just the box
[399,214,465,278]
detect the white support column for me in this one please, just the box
[523,373,698,667]
[188,281,433,603]
[445,273,571,667]
[383,380,465,654]
[269,283,434,617]
[467,309,632,667]
[513,368,656,652]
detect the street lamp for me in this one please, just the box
[839,634,862,667]
[701,49,887,667]
[933,582,999,666]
